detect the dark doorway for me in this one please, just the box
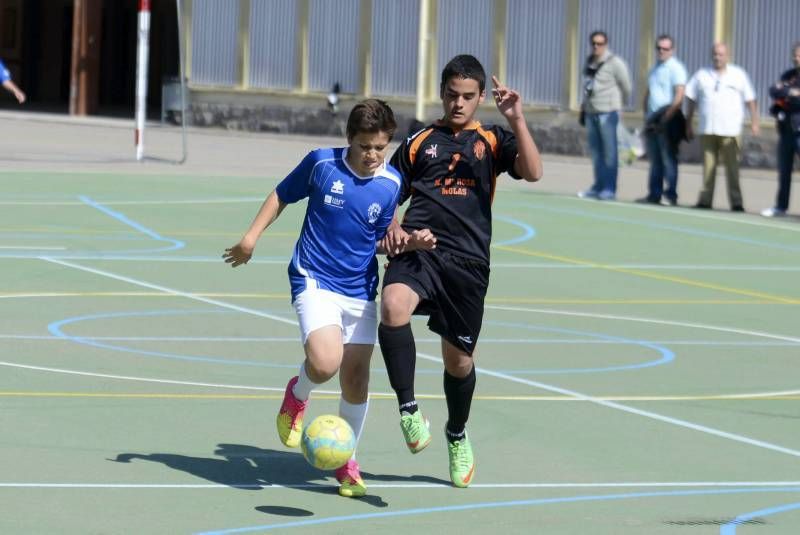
[99,0,179,118]
[2,0,178,117]
[0,0,73,112]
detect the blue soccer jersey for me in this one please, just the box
[276,147,401,301]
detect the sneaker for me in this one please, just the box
[660,197,678,206]
[577,189,600,199]
[693,202,712,210]
[597,190,616,201]
[335,459,367,498]
[731,205,745,212]
[635,196,660,204]
[761,207,786,218]
[400,410,431,453]
[276,376,307,448]
[447,432,475,488]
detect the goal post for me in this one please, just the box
[135,0,188,164]
[134,0,150,161]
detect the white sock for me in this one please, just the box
[291,362,318,401]
[339,396,369,459]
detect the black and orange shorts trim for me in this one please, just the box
[382,248,489,355]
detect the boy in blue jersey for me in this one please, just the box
[223,99,435,498]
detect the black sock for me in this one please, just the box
[378,322,418,415]
[444,365,476,442]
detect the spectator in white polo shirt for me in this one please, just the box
[685,43,759,212]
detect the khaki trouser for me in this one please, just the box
[697,135,742,208]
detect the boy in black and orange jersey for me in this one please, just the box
[378,54,543,487]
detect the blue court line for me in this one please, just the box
[483,319,674,374]
[45,310,672,375]
[195,487,800,534]
[493,214,536,246]
[720,501,800,534]
[47,310,297,369]
[506,200,800,253]
[78,195,185,254]
[0,234,149,242]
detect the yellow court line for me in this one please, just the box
[2,392,798,401]
[495,245,800,305]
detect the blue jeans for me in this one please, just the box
[775,123,800,211]
[645,130,679,202]
[586,111,619,196]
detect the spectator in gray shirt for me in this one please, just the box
[578,31,632,201]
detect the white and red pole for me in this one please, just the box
[134,0,151,161]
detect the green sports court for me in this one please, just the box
[1,114,799,534]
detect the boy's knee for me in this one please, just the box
[380,287,415,326]
[304,358,338,382]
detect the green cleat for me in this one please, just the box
[447,432,475,488]
[400,410,431,453]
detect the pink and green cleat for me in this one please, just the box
[276,376,307,448]
[335,459,367,498]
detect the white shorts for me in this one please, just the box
[292,288,378,345]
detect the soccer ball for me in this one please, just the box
[301,414,355,470]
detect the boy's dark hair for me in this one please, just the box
[346,99,397,140]
[590,30,608,44]
[440,54,486,98]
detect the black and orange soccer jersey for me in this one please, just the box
[389,120,521,264]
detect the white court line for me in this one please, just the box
[416,350,800,459]
[0,198,261,207]
[4,360,800,401]
[0,246,66,250]
[1,481,800,489]
[486,305,800,344]
[565,195,800,233]
[35,257,800,461]
[40,257,296,327]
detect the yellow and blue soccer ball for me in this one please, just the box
[301,414,355,470]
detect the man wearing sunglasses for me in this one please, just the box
[638,35,687,206]
[577,31,632,201]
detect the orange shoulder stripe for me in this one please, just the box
[475,126,499,159]
[408,128,435,165]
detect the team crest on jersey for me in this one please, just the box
[425,144,438,159]
[367,203,382,224]
[331,180,344,194]
[473,140,486,161]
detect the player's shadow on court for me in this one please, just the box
[109,443,415,508]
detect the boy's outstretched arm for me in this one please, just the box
[2,80,25,103]
[491,75,543,182]
[223,190,286,267]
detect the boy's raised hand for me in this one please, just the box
[491,75,523,121]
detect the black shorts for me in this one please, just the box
[382,249,489,355]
